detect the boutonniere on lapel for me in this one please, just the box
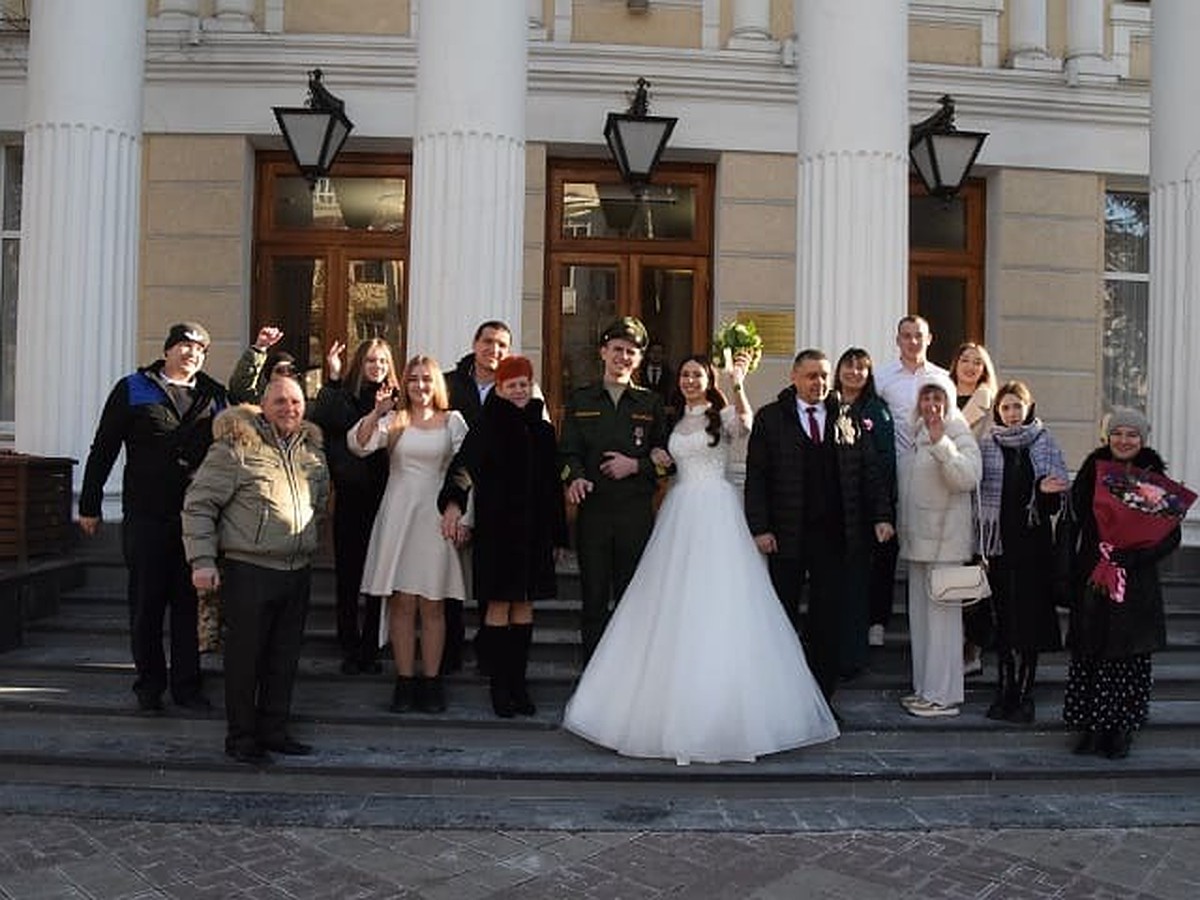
[834,408,858,446]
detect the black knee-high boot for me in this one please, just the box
[986,647,1016,720]
[510,623,536,716]
[481,625,514,718]
[1007,652,1038,723]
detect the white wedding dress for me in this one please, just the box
[562,403,839,764]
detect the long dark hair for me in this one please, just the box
[669,355,726,447]
[833,347,878,404]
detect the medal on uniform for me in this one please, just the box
[633,425,645,448]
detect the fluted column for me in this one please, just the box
[1065,0,1113,83]
[15,1,145,493]
[1008,0,1058,69]
[408,0,527,366]
[794,0,907,363]
[1149,0,1200,542]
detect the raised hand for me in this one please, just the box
[254,326,284,352]
[326,340,347,380]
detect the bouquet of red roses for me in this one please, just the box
[1089,459,1196,603]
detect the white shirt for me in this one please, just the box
[875,358,950,453]
[795,397,827,441]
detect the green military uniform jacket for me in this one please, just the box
[559,381,668,508]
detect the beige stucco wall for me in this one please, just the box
[988,168,1105,466]
[910,22,981,67]
[284,0,409,36]
[572,0,700,48]
[140,135,252,383]
[714,151,797,395]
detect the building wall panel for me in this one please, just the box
[572,1,700,48]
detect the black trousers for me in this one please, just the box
[221,559,310,751]
[576,501,654,662]
[767,528,844,701]
[121,513,200,703]
[332,484,382,663]
[869,536,899,629]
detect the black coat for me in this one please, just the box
[745,387,891,558]
[439,393,567,603]
[987,444,1064,652]
[306,379,389,499]
[1067,446,1180,658]
[445,353,486,426]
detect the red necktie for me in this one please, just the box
[806,407,821,443]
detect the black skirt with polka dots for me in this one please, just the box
[1062,654,1152,732]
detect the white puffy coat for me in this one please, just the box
[897,415,981,563]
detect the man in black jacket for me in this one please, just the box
[745,348,893,704]
[79,322,227,713]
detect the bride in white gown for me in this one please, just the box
[562,353,839,764]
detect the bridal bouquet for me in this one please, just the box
[711,319,764,373]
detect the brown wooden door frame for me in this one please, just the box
[908,176,986,345]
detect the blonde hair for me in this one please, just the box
[346,337,399,396]
[387,355,449,451]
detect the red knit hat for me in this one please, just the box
[495,355,533,385]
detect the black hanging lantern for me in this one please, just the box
[273,68,354,187]
[909,95,988,201]
[604,77,677,197]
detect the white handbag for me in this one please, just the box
[926,485,990,608]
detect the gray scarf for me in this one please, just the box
[978,420,1068,557]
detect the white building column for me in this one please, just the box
[15,1,145,488]
[794,0,907,363]
[1149,0,1200,542]
[728,0,774,50]
[1008,0,1059,70]
[1065,0,1115,83]
[408,0,527,366]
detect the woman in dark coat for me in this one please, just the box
[439,355,567,717]
[977,381,1069,723]
[1064,408,1181,759]
[307,338,398,675]
[833,347,896,675]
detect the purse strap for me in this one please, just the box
[933,483,987,567]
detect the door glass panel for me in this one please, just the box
[560,264,619,398]
[562,182,695,240]
[263,257,326,396]
[346,258,405,357]
[637,266,695,393]
[915,275,966,370]
[1103,278,1149,410]
[910,194,966,250]
[273,176,407,233]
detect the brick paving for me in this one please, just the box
[1,816,1198,899]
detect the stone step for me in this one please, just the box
[4,663,1200,723]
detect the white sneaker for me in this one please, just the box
[868,624,885,647]
[905,700,960,718]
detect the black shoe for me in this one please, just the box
[340,658,360,675]
[136,692,165,714]
[175,694,212,713]
[357,656,382,675]
[1105,729,1133,760]
[418,676,446,714]
[1005,697,1035,724]
[390,676,416,713]
[261,738,313,756]
[225,743,271,766]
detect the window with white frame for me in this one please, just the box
[0,143,21,436]
[1103,190,1149,411]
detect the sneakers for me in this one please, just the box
[902,696,960,718]
[867,624,885,647]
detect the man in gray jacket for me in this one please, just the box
[183,377,329,765]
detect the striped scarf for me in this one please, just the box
[977,419,1068,557]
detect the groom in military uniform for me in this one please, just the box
[560,317,668,662]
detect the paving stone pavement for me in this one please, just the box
[1,816,1198,900]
